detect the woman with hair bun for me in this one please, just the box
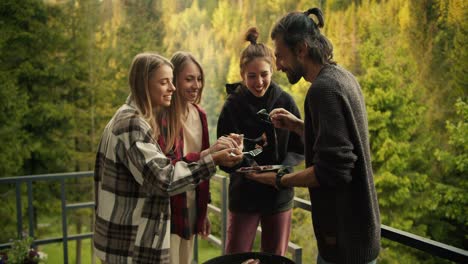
[217,27,304,256]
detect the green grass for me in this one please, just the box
[40,239,94,264]
[37,237,226,263]
[36,232,298,263]
[197,238,222,262]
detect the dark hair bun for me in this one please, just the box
[304,7,324,28]
[245,27,259,44]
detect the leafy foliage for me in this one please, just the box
[0,236,45,264]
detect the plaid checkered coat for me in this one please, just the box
[93,97,217,263]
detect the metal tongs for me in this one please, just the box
[256,109,279,162]
[257,109,272,124]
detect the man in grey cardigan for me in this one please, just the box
[247,7,381,264]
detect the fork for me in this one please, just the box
[242,148,263,157]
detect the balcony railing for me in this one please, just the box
[0,172,467,263]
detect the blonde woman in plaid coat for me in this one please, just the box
[93,53,242,264]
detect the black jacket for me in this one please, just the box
[217,82,304,213]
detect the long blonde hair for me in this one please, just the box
[128,52,180,153]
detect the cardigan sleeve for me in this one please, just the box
[124,118,216,197]
[308,82,358,187]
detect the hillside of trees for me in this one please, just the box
[0,0,466,263]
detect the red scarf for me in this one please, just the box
[157,104,210,239]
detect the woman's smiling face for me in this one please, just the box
[148,64,175,107]
[242,58,272,98]
[176,61,203,104]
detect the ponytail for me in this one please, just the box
[304,8,324,28]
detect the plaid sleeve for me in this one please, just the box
[124,120,216,197]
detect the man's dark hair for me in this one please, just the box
[271,7,336,65]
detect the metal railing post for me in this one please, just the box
[193,235,198,264]
[61,179,69,264]
[15,182,23,238]
[221,176,228,255]
[27,181,34,240]
[288,243,302,264]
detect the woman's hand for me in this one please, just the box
[201,136,240,157]
[211,148,243,167]
[270,108,304,136]
[199,217,211,239]
[227,133,244,152]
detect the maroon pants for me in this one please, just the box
[225,209,292,256]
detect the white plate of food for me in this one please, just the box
[236,165,283,173]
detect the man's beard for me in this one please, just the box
[285,61,305,84]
